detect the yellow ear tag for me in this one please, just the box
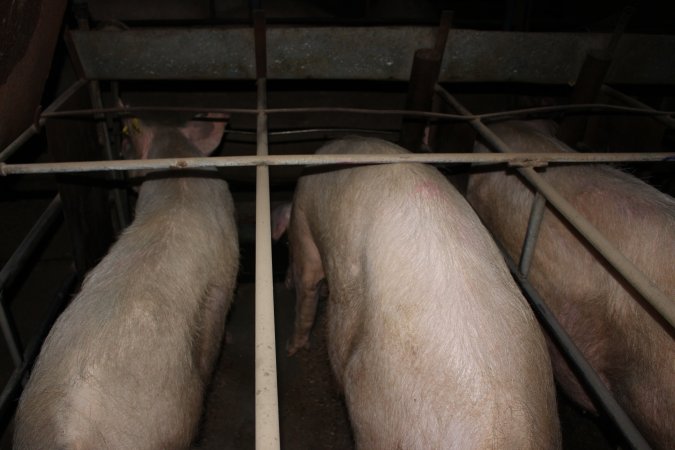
[123,118,142,136]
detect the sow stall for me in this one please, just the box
[0,6,673,449]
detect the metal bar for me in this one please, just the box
[0,271,77,434]
[436,85,675,330]
[557,6,633,146]
[0,296,22,367]
[520,166,675,329]
[87,80,130,231]
[518,192,547,277]
[399,48,443,152]
[0,79,89,163]
[0,196,63,289]
[0,195,62,368]
[2,151,673,176]
[38,103,675,121]
[601,84,675,129]
[253,11,281,450]
[0,195,61,367]
[502,252,652,450]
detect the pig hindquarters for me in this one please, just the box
[466,120,675,449]
[275,137,560,449]
[14,116,239,449]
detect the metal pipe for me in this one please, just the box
[253,10,281,450]
[520,166,675,329]
[2,151,672,176]
[0,79,88,162]
[0,271,77,434]
[601,84,675,129]
[0,297,22,367]
[0,196,63,289]
[87,80,130,231]
[436,85,675,330]
[39,103,675,122]
[518,192,547,277]
[400,48,443,152]
[0,195,62,368]
[502,252,652,450]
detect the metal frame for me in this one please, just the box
[0,13,673,450]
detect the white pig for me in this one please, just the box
[273,137,561,449]
[466,120,675,449]
[14,113,239,449]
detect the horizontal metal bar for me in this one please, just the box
[502,252,652,450]
[0,79,89,163]
[601,84,675,129]
[38,103,675,122]
[1,152,672,176]
[68,28,675,84]
[436,86,675,331]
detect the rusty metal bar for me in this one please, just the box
[0,79,88,162]
[2,151,673,176]
[519,192,547,277]
[37,103,675,122]
[436,84,675,331]
[400,48,444,152]
[399,12,452,152]
[601,85,675,129]
[253,11,281,450]
[502,252,652,450]
[557,5,634,146]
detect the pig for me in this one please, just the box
[272,137,561,449]
[466,120,675,449]
[14,112,239,449]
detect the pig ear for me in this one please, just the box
[179,113,229,156]
[271,203,293,241]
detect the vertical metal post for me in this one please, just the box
[253,10,281,450]
[73,18,130,232]
[399,12,451,152]
[519,192,547,277]
[556,5,635,146]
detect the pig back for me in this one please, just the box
[466,121,675,449]
[15,163,238,449]
[294,137,559,449]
